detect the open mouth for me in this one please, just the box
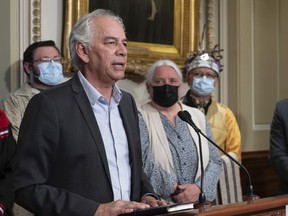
[112,62,126,70]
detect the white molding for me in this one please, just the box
[251,0,256,130]
[252,0,279,131]
[251,0,279,132]
[219,0,228,105]
[253,124,270,131]
[276,0,280,100]
[19,0,30,84]
[10,0,20,90]
[41,0,63,47]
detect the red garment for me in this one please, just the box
[0,109,16,216]
[0,110,9,139]
[0,203,6,216]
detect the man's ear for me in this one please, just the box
[76,42,89,64]
[214,77,219,87]
[23,62,32,75]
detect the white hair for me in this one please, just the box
[146,59,183,83]
[69,9,125,71]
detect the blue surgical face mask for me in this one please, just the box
[192,77,215,96]
[37,61,63,86]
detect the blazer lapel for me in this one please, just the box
[70,76,112,185]
[119,102,134,164]
[118,95,138,197]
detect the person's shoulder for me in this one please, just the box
[216,102,236,113]
[215,102,237,117]
[216,102,229,109]
[26,82,72,108]
[1,84,29,100]
[276,98,288,107]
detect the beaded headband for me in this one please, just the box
[185,45,224,74]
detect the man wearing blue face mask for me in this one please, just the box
[1,40,66,142]
[182,49,241,162]
[34,56,63,86]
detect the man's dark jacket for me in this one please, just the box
[270,98,288,194]
[14,75,154,216]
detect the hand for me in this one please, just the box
[141,195,168,207]
[94,200,150,216]
[170,183,183,197]
[170,184,200,203]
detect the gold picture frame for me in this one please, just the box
[62,0,200,77]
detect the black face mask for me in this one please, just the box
[152,84,179,107]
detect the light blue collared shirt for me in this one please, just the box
[78,71,131,201]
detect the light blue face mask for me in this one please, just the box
[192,77,215,96]
[38,61,63,86]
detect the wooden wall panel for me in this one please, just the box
[240,151,280,198]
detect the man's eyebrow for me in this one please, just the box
[104,36,125,40]
[104,36,117,40]
[103,36,128,43]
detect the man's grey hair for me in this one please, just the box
[146,59,183,83]
[69,9,125,71]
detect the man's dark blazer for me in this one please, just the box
[14,74,154,216]
[269,98,288,194]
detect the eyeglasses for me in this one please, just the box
[31,57,64,64]
[190,71,218,79]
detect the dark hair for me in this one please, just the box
[23,40,60,64]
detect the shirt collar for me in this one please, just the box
[77,71,122,105]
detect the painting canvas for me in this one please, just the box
[89,0,174,45]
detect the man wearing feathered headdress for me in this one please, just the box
[182,46,241,162]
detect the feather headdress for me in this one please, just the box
[184,25,224,74]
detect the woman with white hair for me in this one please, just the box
[139,59,222,203]
[182,49,241,162]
